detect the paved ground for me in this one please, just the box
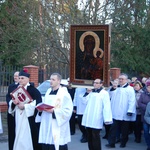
[68,129,147,150]
[0,128,148,150]
[0,111,148,150]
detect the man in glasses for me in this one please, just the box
[82,79,113,150]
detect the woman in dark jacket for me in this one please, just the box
[138,79,150,150]
[133,81,143,143]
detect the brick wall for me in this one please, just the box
[0,65,39,112]
[0,102,7,112]
[23,65,39,87]
[110,68,121,81]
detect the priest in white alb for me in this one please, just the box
[37,73,73,150]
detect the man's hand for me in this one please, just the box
[12,98,19,105]
[105,122,112,125]
[18,102,25,110]
[127,112,132,116]
[44,108,54,113]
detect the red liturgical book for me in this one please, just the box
[10,86,32,104]
[36,103,54,111]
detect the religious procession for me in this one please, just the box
[0,70,150,150]
[1,1,150,150]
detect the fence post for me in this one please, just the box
[110,68,121,81]
[23,65,39,87]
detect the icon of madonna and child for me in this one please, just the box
[75,31,104,80]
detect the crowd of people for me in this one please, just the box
[1,70,150,150]
[72,74,150,150]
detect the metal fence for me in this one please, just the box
[48,63,69,79]
[0,63,69,102]
[0,65,22,101]
[39,63,69,83]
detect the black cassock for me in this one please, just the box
[6,82,19,150]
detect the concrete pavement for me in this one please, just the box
[0,127,147,150]
[0,142,8,150]
[68,128,147,150]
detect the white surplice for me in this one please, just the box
[8,100,36,150]
[73,88,86,115]
[38,87,73,150]
[111,85,136,121]
[82,89,112,129]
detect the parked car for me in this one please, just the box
[37,79,68,98]
[37,80,50,97]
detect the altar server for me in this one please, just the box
[106,73,136,148]
[82,79,112,150]
[73,87,90,143]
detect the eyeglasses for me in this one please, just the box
[93,82,100,84]
[119,78,126,80]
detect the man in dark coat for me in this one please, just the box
[6,71,19,150]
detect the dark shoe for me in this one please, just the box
[105,144,115,148]
[120,144,126,148]
[80,137,87,143]
[134,139,141,143]
[71,132,75,135]
[115,139,120,143]
[103,135,108,139]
